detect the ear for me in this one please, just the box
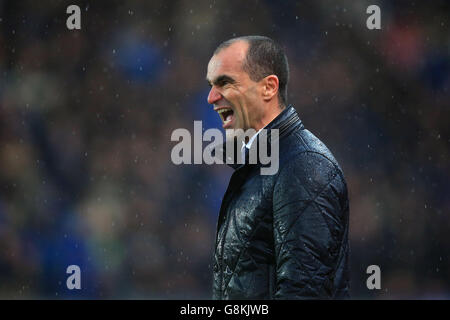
[261,75,279,101]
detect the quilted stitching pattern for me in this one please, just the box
[212,106,350,299]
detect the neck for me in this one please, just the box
[254,103,283,132]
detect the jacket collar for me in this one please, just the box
[213,105,303,169]
[263,104,303,141]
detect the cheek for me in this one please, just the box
[223,88,242,107]
[247,86,261,103]
[223,88,251,121]
[221,87,235,102]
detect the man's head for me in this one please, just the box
[206,36,289,137]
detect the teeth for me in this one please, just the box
[217,108,232,114]
[216,108,233,123]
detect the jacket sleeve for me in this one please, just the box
[272,151,347,299]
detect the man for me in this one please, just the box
[206,36,349,299]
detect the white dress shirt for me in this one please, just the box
[241,128,264,164]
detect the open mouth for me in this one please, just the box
[217,108,234,127]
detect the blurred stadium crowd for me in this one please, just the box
[0,1,449,298]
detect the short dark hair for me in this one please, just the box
[214,35,289,107]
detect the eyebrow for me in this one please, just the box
[206,75,236,87]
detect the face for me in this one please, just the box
[206,41,265,139]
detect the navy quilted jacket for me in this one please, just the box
[212,105,350,299]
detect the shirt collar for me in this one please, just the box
[241,127,264,163]
[242,127,264,150]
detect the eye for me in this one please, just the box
[218,80,228,87]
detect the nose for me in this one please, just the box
[207,86,222,105]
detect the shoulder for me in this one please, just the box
[275,128,346,193]
[279,127,339,166]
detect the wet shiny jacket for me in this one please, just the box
[212,106,350,299]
